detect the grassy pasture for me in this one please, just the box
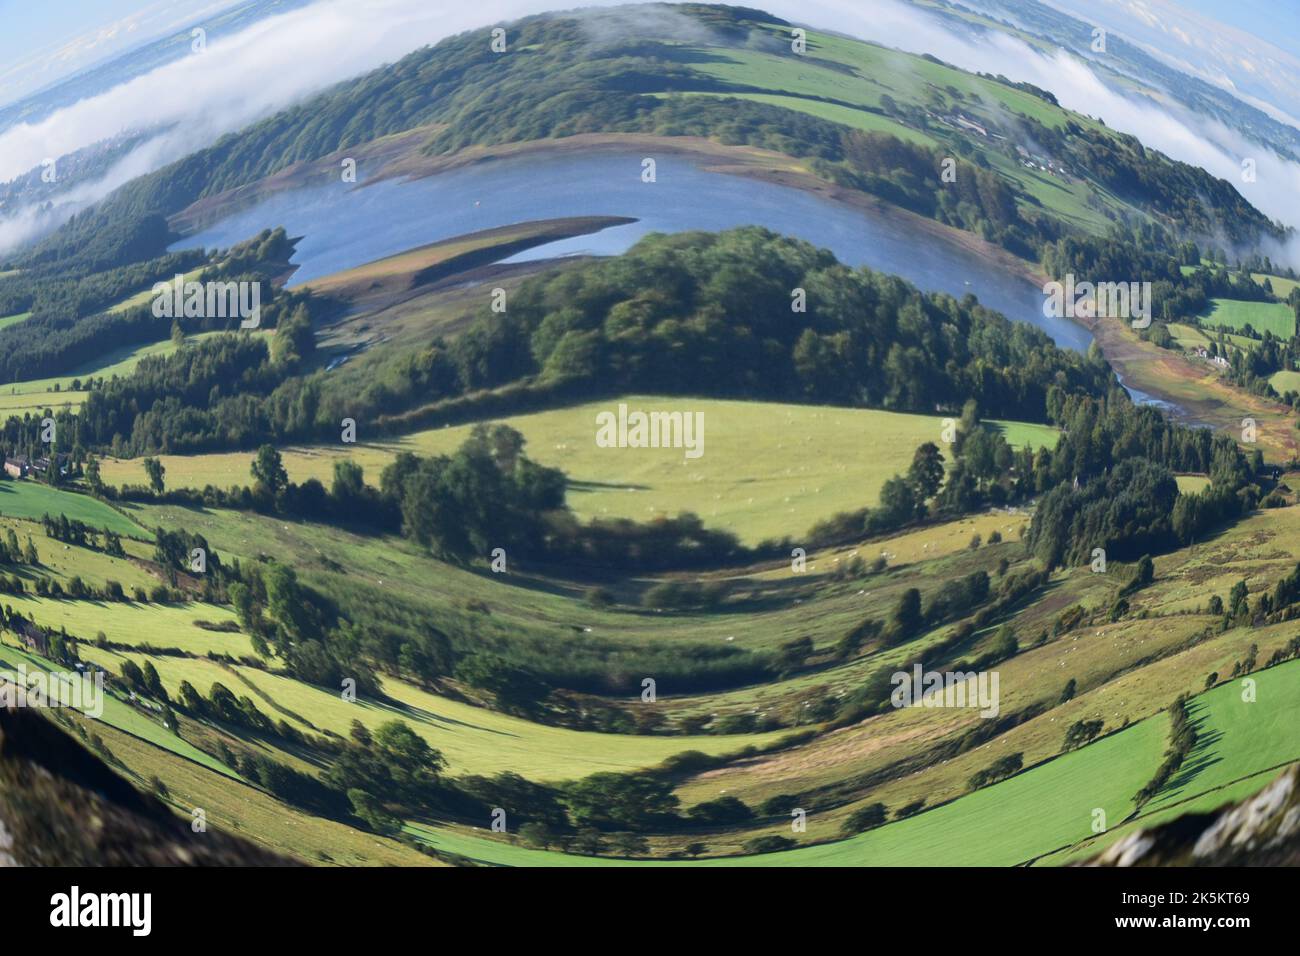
[104,473,1300,858]
[1140,506,1300,614]
[1174,474,1209,494]
[0,516,155,590]
[680,712,1161,864]
[689,46,884,112]
[0,389,85,415]
[0,311,31,330]
[117,498,1029,691]
[673,600,1211,808]
[1167,322,1255,356]
[103,397,1056,544]
[984,152,1116,235]
[665,91,938,147]
[1046,765,1294,865]
[1145,658,1300,814]
[1252,272,1300,300]
[11,596,249,656]
[671,31,1123,234]
[0,480,145,536]
[1167,322,1209,351]
[22,497,1300,867]
[794,30,1100,132]
[107,490,1225,832]
[3,340,181,395]
[1198,298,1295,338]
[1270,369,1300,394]
[1046,657,1300,864]
[106,268,203,315]
[673,507,1300,816]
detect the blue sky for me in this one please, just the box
[0,1,151,62]
[0,0,236,105]
[1176,0,1300,58]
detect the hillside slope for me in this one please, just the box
[0,706,295,866]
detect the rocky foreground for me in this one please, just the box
[0,706,294,866]
[1087,765,1300,866]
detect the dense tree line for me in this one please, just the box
[1026,394,1257,567]
[40,513,125,556]
[446,228,1112,421]
[1134,694,1196,806]
[10,212,179,276]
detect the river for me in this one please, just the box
[173,151,1102,353]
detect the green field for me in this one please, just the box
[0,515,155,590]
[1046,657,1300,863]
[10,596,249,656]
[1174,474,1210,494]
[1198,298,1296,338]
[409,712,1168,866]
[102,398,1056,544]
[116,500,1025,683]
[1145,659,1300,814]
[3,340,181,395]
[106,268,203,314]
[1167,321,1256,355]
[667,91,938,147]
[106,495,1242,820]
[798,29,1104,132]
[0,311,31,330]
[1253,272,1300,300]
[1167,322,1210,351]
[0,389,85,415]
[83,716,435,866]
[0,480,146,536]
[1270,369,1300,395]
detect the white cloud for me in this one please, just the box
[0,0,636,186]
[0,133,179,252]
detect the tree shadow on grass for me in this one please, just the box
[1160,701,1222,797]
[213,721,335,772]
[364,693,519,738]
[563,479,652,493]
